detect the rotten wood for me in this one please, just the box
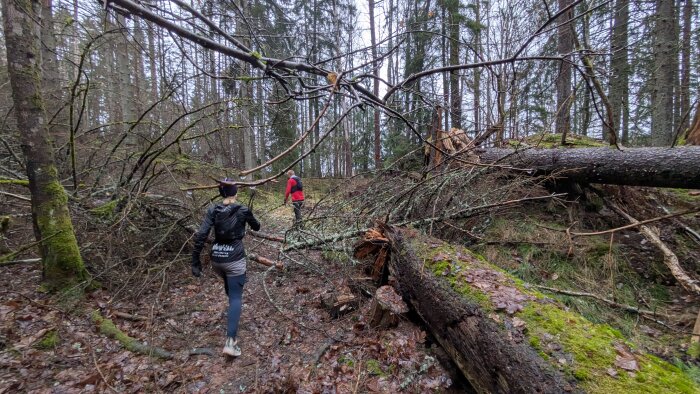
[368,285,408,329]
[320,284,358,319]
[248,253,283,270]
[249,230,285,243]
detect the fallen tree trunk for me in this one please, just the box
[382,227,574,393]
[477,147,700,189]
[364,226,698,393]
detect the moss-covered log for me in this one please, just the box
[381,227,698,393]
[2,0,88,290]
[92,311,173,359]
[477,147,700,189]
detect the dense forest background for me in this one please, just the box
[1,0,698,185]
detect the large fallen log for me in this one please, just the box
[364,226,698,393]
[477,146,700,189]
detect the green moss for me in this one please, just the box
[508,133,607,148]
[0,179,29,186]
[1,216,9,234]
[688,342,700,359]
[411,232,699,393]
[92,310,137,351]
[365,359,386,377]
[34,173,89,291]
[89,198,121,220]
[669,189,700,204]
[36,329,59,349]
[322,250,351,264]
[338,354,355,367]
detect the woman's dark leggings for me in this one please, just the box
[223,273,246,339]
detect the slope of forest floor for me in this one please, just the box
[0,194,459,393]
[1,172,699,392]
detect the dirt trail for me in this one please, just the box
[0,217,460,393]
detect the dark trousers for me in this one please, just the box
[223,273,246,339]
[292,200,304,227]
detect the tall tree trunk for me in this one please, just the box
[40,0,62,141]
[2,0,88,290]
[679,0,691,135]
[448,1,461,130]
[555,0,573,136]
[116,14,134,145]
[610,0,629,144]
[369,0,382,170]
[651,0,675,146]
[236,0,255,179]
[473,0,481,135]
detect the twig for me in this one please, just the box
[570,208,700,237]
[0,258,41,266]
[89,344,119,393]
[112,311,148,322]
[0,190,30,201]
[533,285,670,319]
[605,201,700,295]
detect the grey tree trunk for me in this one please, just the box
[116,14,134,145]
[369,0,382,170]
[651,0,675,146]
[2,0,88,290]
[448,1,461,130]
[555,0,573,136]
[236,0,255,179]
[679,0,691,134]
[610,0,629,144]
[477,147,700,189]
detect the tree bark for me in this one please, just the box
[651,0,675,146]
[2,0,88,290]
[555,0,573,136]
[368,0,382,170]
[448,1,461,130]
[477,147,700,189]
[609,0,629,144]
[679,0,692,134]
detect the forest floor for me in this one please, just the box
[0,208,461,393]
[1,175,699,393]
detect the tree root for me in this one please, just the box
[91,310,173,359]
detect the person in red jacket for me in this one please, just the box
[284,170,305,227]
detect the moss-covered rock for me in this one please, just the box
[412,236,699,393]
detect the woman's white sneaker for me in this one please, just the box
[223,337,241,357]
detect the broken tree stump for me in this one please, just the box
[319,282,359,319]
[368,285,409,329]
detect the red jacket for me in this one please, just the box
[285,177,304,202]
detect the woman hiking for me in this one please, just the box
[191,179,260,357]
